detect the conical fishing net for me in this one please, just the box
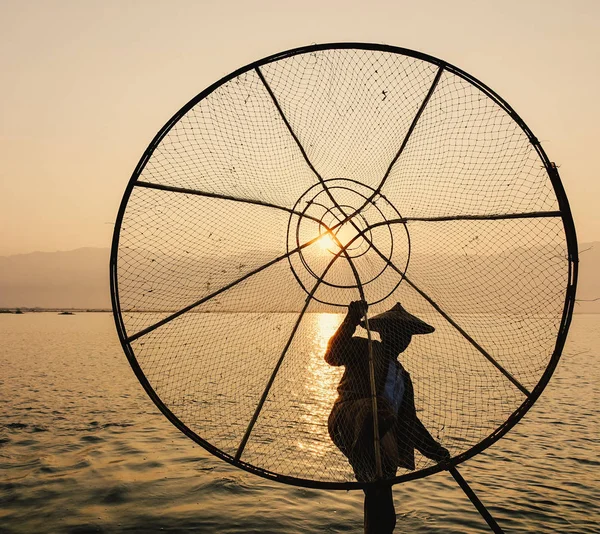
[111,44,577,488]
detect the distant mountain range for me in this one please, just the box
[0,243,598,313]
[0,248,111,310]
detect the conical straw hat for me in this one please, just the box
[360,303,435,335]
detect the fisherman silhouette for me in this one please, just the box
[325,300,449,534]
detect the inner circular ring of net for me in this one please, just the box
[287,178,410,304]
[318,205,372,258]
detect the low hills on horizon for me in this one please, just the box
[0,248,112,310]
[0,243,598,313]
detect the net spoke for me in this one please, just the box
[308,62,446,233]
[124,199,366,343]
[352,210,564,234]
[126,235,324,343]
[344,220,531,397]
[328,206,384,478]
[234,294,312,461]
[374,65,445,196]
[395,210,562,224]
[255,66,352,225]
[402,274,531,397]
[255,66,324,183]
[234,232,363,462]
[135,180,324,226]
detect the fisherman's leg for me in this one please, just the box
[363,483,396,534]
[353,398,397,454]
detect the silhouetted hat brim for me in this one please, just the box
[359,303,435,335]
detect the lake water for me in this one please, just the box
[0,313,598,533]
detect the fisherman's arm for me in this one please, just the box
[324,300,368,366]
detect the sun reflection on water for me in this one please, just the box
[297,313,344,457]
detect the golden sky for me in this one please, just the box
[1,0,598,255]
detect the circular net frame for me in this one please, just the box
[111,44,578,489]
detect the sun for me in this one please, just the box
[318,232,337,252]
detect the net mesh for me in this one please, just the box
[114,47,572,486]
